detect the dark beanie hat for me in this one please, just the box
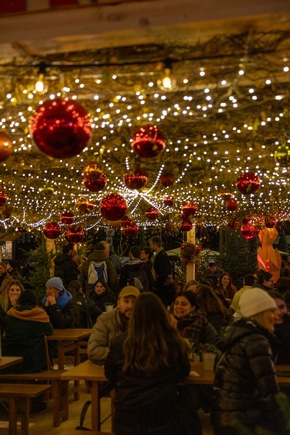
[130,245,141,258]
[18,290,37,307]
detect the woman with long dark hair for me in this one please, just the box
[105,292,197,435]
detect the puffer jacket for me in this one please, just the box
[87,307,127,364]
[211,318,287,433]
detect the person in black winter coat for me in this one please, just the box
[105,292,198,435]
[212,287,289,435]
[54,243,79,288]
[88,279,117,317]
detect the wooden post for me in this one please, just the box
[186,227,196,282]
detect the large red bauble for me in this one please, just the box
[265,215,277,228]
[43,222,61,239]
[60,211,75,225]
[160,172,174,187]
[83,163,103,180]
[181,219,193,232]
[30,98,92,159]
[182,202,198,216]
[100,193,128,221]
[236,172,260,194]
[240,223,256,239]
[145,206,160,220]
[0,132,13,162]
[132,125,166,158]
[163,196,174,206]
[65,225,84,244]
[0,190,8,206]
[121,217,139,237]
[226,198,238,211]
[84,174,107,192]
[124,168,148,190]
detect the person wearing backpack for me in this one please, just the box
[79,242,118,296]
[119,246,153,292]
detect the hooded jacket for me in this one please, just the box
[212,318,286,433]
[79,249,117,294]
[3,305,53,373]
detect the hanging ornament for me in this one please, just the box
[240,223,256,239]
[226,198,238,211]
[76,197,89,213]
[160,172,174,187]
[181,218,193,232]
[163,196,174,206]
[43,222,61,239]
[132,124,166,158]
[100,193,128,221]
[60,211,75,225]
[274,143,290,167]
[182,202,198,217]
[65,225,84,244]
[236,172,260,194]
[145,206,160,220]
[0,132,13,162]
[265,215,277,228]
[0,206,11,219]
[124,167,148,190]
[84,174,107,192]
[30,98,92,159]
[83,162,103,180]
[121,217,139,237]
[87,201,95,212]
[0,190,8,206]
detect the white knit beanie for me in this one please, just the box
[239,287,277,318]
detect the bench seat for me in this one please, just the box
[0,370,69,427]
[0,383,51,435]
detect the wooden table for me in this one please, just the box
[0,356,23,371]
[46,328,91,370]
[61,359,107,432]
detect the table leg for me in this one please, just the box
[8,397,17,435]
[90,381,101,432]
[57,341,65,370]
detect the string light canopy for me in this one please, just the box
[0,27,289,236]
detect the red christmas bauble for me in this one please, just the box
[160,172,174,187]
[83,163,103,180]
[100,193,128,221]
[163,196,174,206]
[0,190,8,206]
[181,219,193,232]
[240,223,256,239]
[60,211,75,225]
[65,225,84,244]
[84,174,107,192]
[43,222,61,239]
[0,132,13,162]
[145,206,160,220]
[121,218,139,237]
[124,168,148,190]
[236,172,260,194]
[30,98,92,159]
[265,215,277,228]
[182,202,198,216]
[132,125,166,158]
[226,198,238,211]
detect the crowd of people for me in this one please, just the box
[0,239,290,433]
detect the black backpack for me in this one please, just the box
[127,264,149,292]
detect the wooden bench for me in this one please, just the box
[0,383,51,435]
[0,370,69,427]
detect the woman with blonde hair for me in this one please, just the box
[0,279,24,325]
[105,292,199,435]
[212,287,288,434]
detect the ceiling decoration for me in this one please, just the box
[0,11,290,236]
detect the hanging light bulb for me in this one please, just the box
[158,58,176,91]
[35,62,46,93]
